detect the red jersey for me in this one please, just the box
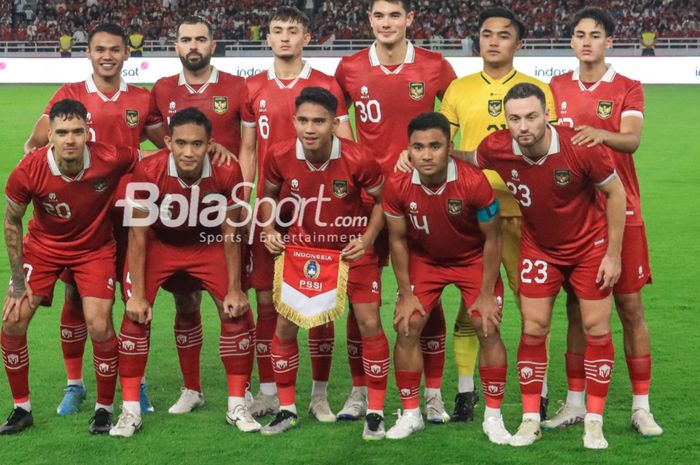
[476,126,617,264]
[44,75,162,149]
[6,142,139,257]
[335,42,456,173]
[129,150,243,246]
[550,66,645,226]
[151,67,246,154]
[242,62,349,178]
[264,137,383,251]
[382,158,495,265]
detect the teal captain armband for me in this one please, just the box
[476,199,499,222]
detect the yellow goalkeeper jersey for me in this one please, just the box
[440,68,557,217]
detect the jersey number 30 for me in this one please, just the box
[355,100,382,123]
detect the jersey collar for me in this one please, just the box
[46,146,91,181]
[480,68,517,85]
[177,66,219,94]
[295,136,340,171]
[411,157,457,195]
[368,40,415,75]
[511,124,560,165]
[572,64,616,92]
[167,152,212,187]
[267,61,312,89]
[85,74,128,102]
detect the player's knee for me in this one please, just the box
[2,318,29,336]
[85,317,115,341]
[275,316,297,338]
[355,312,381,336]
[522,319,549,337]
[256,289,273,306]
[174,291,201,314]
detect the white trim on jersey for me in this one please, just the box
[46,146,91,181]
[512,124,561,165]
[177,66,220,94]
[368,40,416,75]
[411,157,457,196]
[295,135,340,171]
[167,151,212,187]
[621,110,644,119]
[85,75,129,102]
[267,61,313,89]
[596,170,619,188]
[573,64,616,92]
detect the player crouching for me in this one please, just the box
[383,113,510,443]
[109,108,257,437]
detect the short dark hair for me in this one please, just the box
[179,15,214,39]
[408,112,450,142]
[295,87,338,116]
[504,83,546,110]
[370,0,412,12]
[88,23,128,48]
[571,7,615,37]
[169,108,212,137]
[270,6,310,31]
[478,7,527,41]
[49,99,88,122]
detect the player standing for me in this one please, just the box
[23,23,163,416]
[239,6,353,422]
[258,87,389,440]
[149,15,249,415]
[2,99,139,434]
[383,112,511,444]
[109,108,256,437]
[474,83,626,449]
[334,0,456,423]
[438,7,556,421]
[544,7,662,436]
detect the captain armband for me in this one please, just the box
[476,199,499,222]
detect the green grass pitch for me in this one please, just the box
[0,84,698,465]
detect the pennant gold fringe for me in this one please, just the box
[273,249,349,329]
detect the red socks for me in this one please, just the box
[271,334,300,407]
[174,311,203,392]
[60,299,87,382]
[421,303,446,389]
[220,312,255,397]
[362,332,389,411]
[480,365,507,409]
[626,354,651,396]
[308,322,334,383]
[585,333,614,415]
[2,332,29,404]
[92,336,118,405]
[255,304,277,384]
[395,370,421,410]
[565,351,586,392]
[517,333,548,414]
[346,310,365,388]
[118,317,150,402]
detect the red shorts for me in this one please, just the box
[410,256,504,312]
[518,245,611,300]
[123,239,231,304]
[23,241,116,306]
[615,225,652,294]
[346,253,382,305]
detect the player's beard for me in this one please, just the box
[180,52,212,72]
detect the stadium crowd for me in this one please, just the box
[1,0,699,44]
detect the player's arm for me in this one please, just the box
[386,213,425,336]
[335,120,354,140]
[143,124,166,148]
[260,179,285,254]
[468,200,502,337]
[24,115,50,154]
[125,207,152,324]
[341,183,385,262]
[596,174,626,290]
[2,201,29,321]
[238,126,258,201]
[571,115,643,153]
[221,205,250,318]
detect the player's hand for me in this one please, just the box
[572,126,607,148]
[223,289,250,318]
[209,141,237,166]
[2,280,30,323]
[468,291,502,338]
[125,297,152,324]
[596,252,621,290]
[393,293,425,337]
[394,150,413,173]
[263,227,285,255]
[341,236,367,262]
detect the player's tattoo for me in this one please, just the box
[4,202,28,293]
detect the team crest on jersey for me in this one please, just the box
[488,99,502,117]
[125,109,139,127]
[303,260,320,279]
[332,179,348,198]
[554,169,571,186]
[409,82,425,101]
[447,199,462,215]
[93,179,108,193]
[596,100,613,119]
[213,97,228,114]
